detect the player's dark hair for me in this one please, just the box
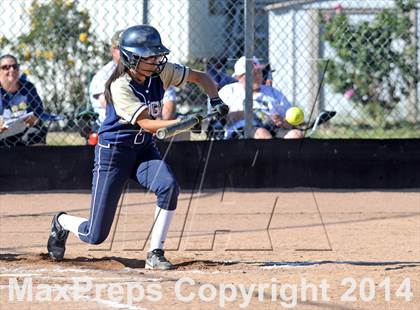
[104,61,127,104]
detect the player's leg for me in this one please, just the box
[134,148,179,270]
[47,145,134,260]
[78,145,135,244]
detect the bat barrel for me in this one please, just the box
[156,128,168,140]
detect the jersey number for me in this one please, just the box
[149,101,162,118]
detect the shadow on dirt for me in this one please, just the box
[39,253,146,269]
[0,253,23,261]
[2,253,419,272]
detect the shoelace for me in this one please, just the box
[152,250,168,262]
[56,230,68,240]
[53,221,68,241]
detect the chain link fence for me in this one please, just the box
[0,0,419,146]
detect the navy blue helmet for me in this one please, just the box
[119,25,170,74]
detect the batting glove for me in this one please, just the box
[210,97,229,120]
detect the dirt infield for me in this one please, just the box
[0,190,419,309]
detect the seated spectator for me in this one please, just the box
[262,63,274,86]
[206,56,237,90]
[218,56,303,139]
[89,30,178,124]
[0,54,47,146]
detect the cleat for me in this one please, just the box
[47,212,69,261]
[145,249,175,270]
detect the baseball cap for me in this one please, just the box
[234,56,266,76]
[111,30,124,48]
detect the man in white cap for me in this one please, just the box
[218,56,303,139]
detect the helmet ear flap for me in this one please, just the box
[130,54,141,68]
[153,54,168,75]
[120,48,140,69]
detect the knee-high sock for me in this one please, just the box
[58,214,86,237]
[149,207,175,251]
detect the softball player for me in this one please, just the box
[47,25,228,270]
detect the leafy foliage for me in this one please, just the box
[320,0,419,126]
[3,0,109,118]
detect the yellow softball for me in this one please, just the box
[285,107,304,126]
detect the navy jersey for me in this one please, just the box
[99,62,190,146]
[0,78,43,118]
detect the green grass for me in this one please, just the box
[45,123,420,145]
[311,123,420,139]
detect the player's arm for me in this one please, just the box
[161,64,228,117]
[136,109,178,133]
[111,78,179,132]
[187,70,229,117]
[161,64,219,101]
[187,70,219,98]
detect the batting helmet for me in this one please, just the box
[119,25,170,74]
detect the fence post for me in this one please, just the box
[143,0,149,24]
[309,8,322,114]
[244,0,255,139]
[409,7,419,123]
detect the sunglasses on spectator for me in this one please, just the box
[0,64,19,71]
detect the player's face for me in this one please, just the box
[131,55,166,82]
[0,57,20,85]
[137,55,165,76]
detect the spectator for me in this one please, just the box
[262,63,274,86]
[89,30,123,124]
[89,30,178,124]
[0,54,47,146]
[218,56,303,139]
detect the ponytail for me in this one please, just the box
[104,61,128,104]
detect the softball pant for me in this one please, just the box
[78,143,179,244]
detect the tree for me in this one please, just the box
[320,0,419,126]
[3,0,109,119]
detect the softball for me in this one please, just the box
[285,107,304,126]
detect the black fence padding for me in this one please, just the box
[1,139,419,192]
[0,146,94,191]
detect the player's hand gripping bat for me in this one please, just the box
[156,109,219,140]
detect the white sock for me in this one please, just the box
[58,214,86,237]
[149,207,175,251]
